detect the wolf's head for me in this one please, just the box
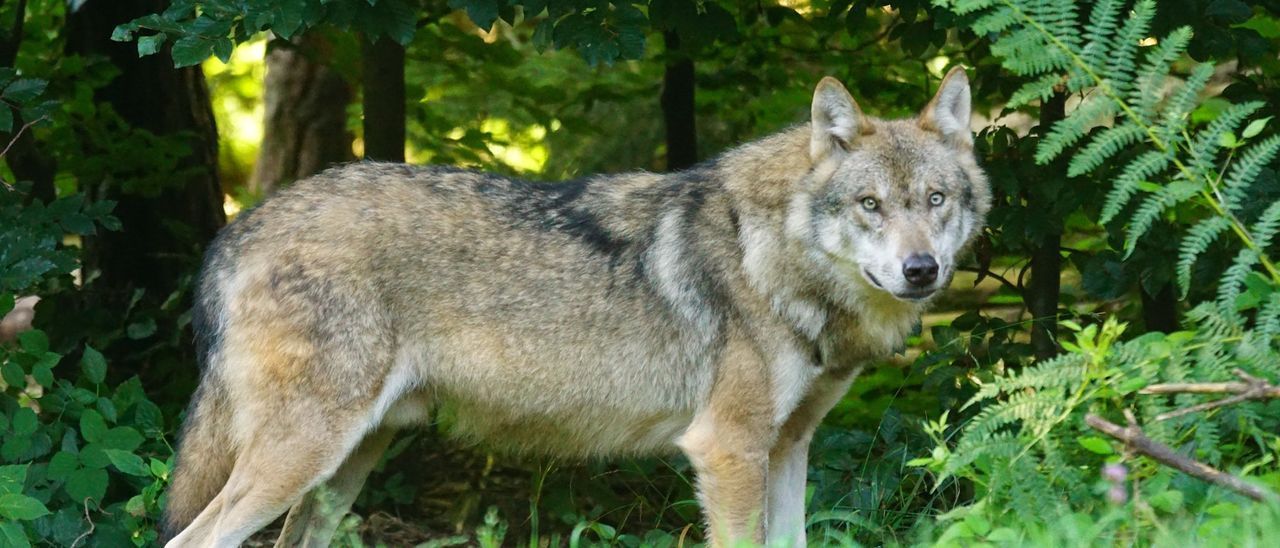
[788,67,991,305]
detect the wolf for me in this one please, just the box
[161,67,988,547]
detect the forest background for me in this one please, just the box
[2,0,1280,546]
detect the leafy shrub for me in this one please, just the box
[915,0,1280,542]
[2,112,172,546]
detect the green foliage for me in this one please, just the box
[925,0,1280,541]
[2,80,170,545]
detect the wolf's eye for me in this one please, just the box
[929,192,945,207]
[861,197,879,211]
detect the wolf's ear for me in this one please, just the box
[811,77,869,162]
[919,67,972,147]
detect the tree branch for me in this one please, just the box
[1140,369,1280,421]
[1085,412,1272,502]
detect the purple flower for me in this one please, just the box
[1108,484,1128,505]
[1103,463,1127,483]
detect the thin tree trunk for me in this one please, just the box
[1141,283,1179,333]
[1026,93,1067,360]
[66,0,224,300]
[250,34,353,195]
[661,31,697,171]
[360,35,405,163]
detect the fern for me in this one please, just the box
[1222,135,1280,214]
[1123,180,1201,255]
[1176,216,1232,297]
[929,0,1280,518]
[1097,149,1174,223]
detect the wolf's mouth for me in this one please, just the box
[861,268,885,290]
[863,267,938,301]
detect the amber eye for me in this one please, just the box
[929,192,945,207]
[861,197,879,211]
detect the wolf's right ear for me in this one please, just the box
[811,77,870,163]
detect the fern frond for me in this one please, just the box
[1251,200,1280,250]
[1188,102,1266,179]
[1008,73,1063,109]
[991,27,1069,76]
[1176,216,1232,297]
[949,0,998,16]
[1101,0,1156,99]
[1257,293,1280,340]
[968,352,1088,405]
[1099,149,1174,224]
[1216,248,1260,313]
[1036,97,1115,164]
[1154,63,1215,145]
[1222,135,1280,213]
[1124,180,1202,256]
[1131,27,1194,122]
[1068,121,1144,177]
[1068,0,1123,91]
[972,5,1019,35]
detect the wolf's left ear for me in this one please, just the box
[919,67,972,147]
[811,77,870,162]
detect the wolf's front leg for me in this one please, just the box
[680,410,770,546]
[678,341,776,546]
[766,366,863,547]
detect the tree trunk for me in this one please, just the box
[1141,283,1179,333]
[250,34,353,195]
[661,31,697,171]
[360,35,405,162]
[1026,93,1067,360]
[66,0,224,300]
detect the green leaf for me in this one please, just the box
[0,465,27,495]
[1242,116,1272,139]
[0,493,50,521]
[1078,436,1114,454]
[149,458,169,479]
[1149,490,1184,513]
[60,213,95,235]
[17,330,48,353]
[47,452,79,482]
[79,409,108,444]
[170,36,214,68]
[1,79,46,103]
[1,362,25,389]
[0,106,12,133]
[78,443,110,470]
[11,408,37,436]
[80,344,107,384]
[102,427,143,452]
[64,468,107,503]
[103,449,150,476]
[0,522,29,548]
[137,34,166,57]
[126,319,156,340]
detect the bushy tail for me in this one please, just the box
[159,380,235,543]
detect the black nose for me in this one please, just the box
[902,254,939,286]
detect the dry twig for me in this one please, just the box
[1085,412,1271,502]
[1140,368,1280,421]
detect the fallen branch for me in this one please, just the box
[1085,412,1271,502]
[1140,368,1280,421]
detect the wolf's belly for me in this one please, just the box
[439,396,693,456]
[384,328,714,457]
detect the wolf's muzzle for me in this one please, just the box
[902,253,939,287]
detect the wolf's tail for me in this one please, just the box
[158,377,236,543]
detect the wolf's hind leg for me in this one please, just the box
[274,426,398,548]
